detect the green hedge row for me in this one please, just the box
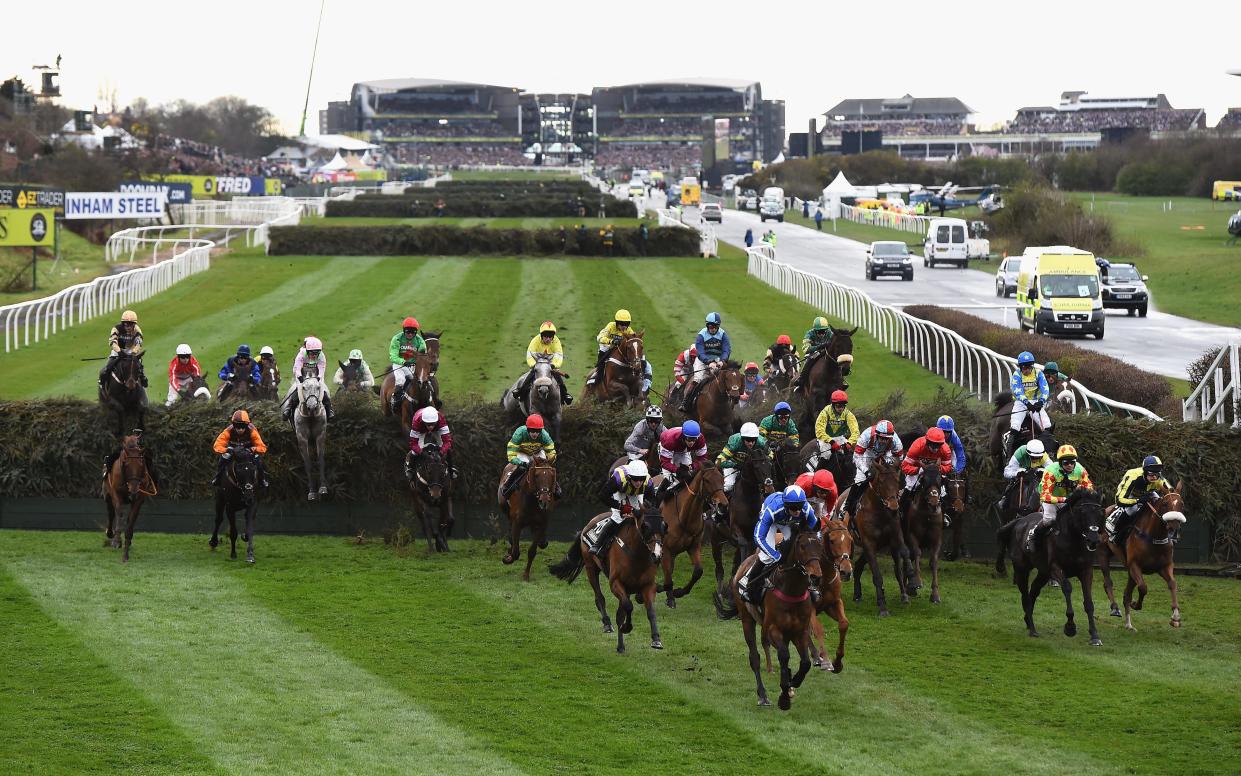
[904,305,1176,417]
[268,225,700,257]
[327,193,637,219]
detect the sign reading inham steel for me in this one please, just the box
[64,191,167,220]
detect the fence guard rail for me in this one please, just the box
[1182,343,1240,427]
[746,248,1162,421]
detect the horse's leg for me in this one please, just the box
[316,430,328,497]
[522,536,538,583]
[105,493,117,547]
[1027,567,1051,637]
[1015,567,1036,636]
[210,495,223,549]
[1100,546,1121,616]
[852,549,867,602]
[439,498,456,552]
[245,503,256,564]
[660,545,677,608]
[929,532,942,604]
[761,628,773,674]
[1122,575,1138,631]
[122,499,141,563]
[644,584,663,649]
[773,630,794,710]
[710,528,726,595]
[890,544,910,605]
[1059,574,1077,638]
[866,543,889,615]
[953,509,967,559]
[419,504,437,554]
[674,538,704,599]
[1130,560,1149,612]
[906,534,924,596]
[742,612,769,706]
[587,563,611,633]
[298,435,316,501]
[228,507,238,560]
[832,598,849,673]
[1081,569,1101,646]
[503,508,521,565]
[612,579,633,654]
[1159,564,1182,628]
[791,626,814,691]
[809,612,827,668]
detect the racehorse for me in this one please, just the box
[381,350,439,431]
[1098,483,1187,630]
[583,330,646,407]
[499,460,558,582]
[335,360,371,396]
[173,374,211,404]
[549,510,665,654]
[103,434,156,562]
[765,349,799,394]
[408,445,454,553]
[808,514,853,673]
[210,444,259,563]
[608,447,661,481]
[846,456,911,616]
[990,393,1057,468]
[100,352,147,437]
[656,461,726,608]
[686,360,744,436]
[217,370,257,403]
[942,473,970,560]
[800,438,856,494]
[996,488,1103,645]
[258,357,281,401]
[901,462,945,603]
[730,530,824,709]
[711,456,775,615]
[769,437,803,490]
[991,468,1043,543]
[796,327,856,431]
[293,372,329,501]
[501,355,563,442]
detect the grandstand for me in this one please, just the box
[821,95,972,139]
[520,93,592,163]
[1008,92,1204,138]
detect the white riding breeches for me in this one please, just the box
[724,468,739,492]
[609,493,642,522]
[1011,403,1051,432]
[513,451,548,466]
[904,473,921,491]
[659,448,692,470]
[166,377,209,405]
[757,525,787,564]
[853,453,893,484]
[393,364,415,390]
[1040,501,1061,526]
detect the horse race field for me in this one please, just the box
[1,532,1236,775]
[0,245,951,404]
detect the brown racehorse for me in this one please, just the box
[103,434,157,562]
[769,437,803,490]
[687,361,744,436]
[1098,483,1188,630]
[808,513,853,673]
[658,462,728,607]
[942,473,969,560]
[498,461,558,582]
[381,351,439,430]
[257,355,280,401]
[796,327,856,432]
[845,456,911,616]
[608,447,661,480]
[731,530,824,709]
[583,331,646,407]
[902,462,945,604]
[549,511,665,653]
[408,445,454,553]
[711,455,775,615]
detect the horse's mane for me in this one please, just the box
[1064,487,1099,511]
[722,359,742,370]
[993,392,1011,410]
[422,330,442,340]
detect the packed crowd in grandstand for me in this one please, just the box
[1007,108,1204,133]
[389,144,526,166]
[820,118,968,137]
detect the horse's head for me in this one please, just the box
[639,511,665,560]
[920,462,942,510]
[116,352,143,390]
[532,359,557,402]
[777,350,799,379]
[828,327,857,375]
[339,360,360,388]
[743,452,776,495]
[823,518,854,582]
[696,462,730,517]
[1150,482,1188,541]
[227,445,258,503]
[718,361,744,400]
[119,436,148,498]
[944,475,967,515]
[870,456,902,512]
[1063,488,1103,552]
[772,439,802,484]
[618,331,644,372]
[299,376,323,415]
[526,462,557,510]
[414,446,449,503]
[422,332,443,373]
[783,528,825,588]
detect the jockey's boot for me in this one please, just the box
[679,381,697,413]
[587,517,622,557]
[588,350,608,385]
[1024,521,1050,553]
[841,480,867,522]
[323,394,336,422]
[997,478,1017,512]
[899,488,913,517]
[738,560,772,605]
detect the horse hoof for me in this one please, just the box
[616,646,626,655]
[1170,619,1182,629]
[931,595,941,605]
[1028,630,1040,638]
[878,609,890,618]
[1090,638,1103,647]
[318,486,328,496]
[1131,600,1143,611]
[665,597,677,609]
[246,555,255,564]
[230,551,237,560]
[501,553,516,565]
[208,539,218,550]
[852,593,862,602]
[1109,605,1121,617]
[832,658,844,674]
[758,697,771,707]
[650,640,663,650]
[1125,624,1137,632]
[307,492,317,502]
[603,624,614,634]
[1064,623,1077,638]
[777,693,791,711]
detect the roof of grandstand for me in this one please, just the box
[600,78,757,91]
[823,95,973,118]
[354,78,519,93]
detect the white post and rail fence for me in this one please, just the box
[1182,343,1240,427]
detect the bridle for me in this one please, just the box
[1133,491,1185,545]
[119,446,157,497]
[1060,492,1101,553]
[684,466,728,519]
[525,463,556,509]
[820,521,852,585]
[414,447,448,503]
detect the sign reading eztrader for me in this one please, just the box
[0,208,55,247]
[64,192,167,220]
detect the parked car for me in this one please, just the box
[701,202,723,223]
[736,189,758,210]
[866,241,914,281]
[994,256,1021,297]
[1099,260,1150,317]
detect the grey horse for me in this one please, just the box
[294,374,329,501]
[502,355,563,442]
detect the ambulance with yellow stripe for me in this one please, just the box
[1016,246,1105,339]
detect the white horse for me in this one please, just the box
[294,374,329,501]
[502,355,563,442]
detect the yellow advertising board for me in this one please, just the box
[0,207,55,247]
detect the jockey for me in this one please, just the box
[640,356,653,396]
[284,336,335,423]
[334,349,375,390]
[514,321,572,406]
[1027,444,1094,551]
[1106,455,1172,541]
[809,470,839,514]
[739,362,765,406]
[588,309,633,385]
[717,422,769,498]
[791,317,832,390]
[499,414,561,500]
[1043,360,1075,409]
[586,460,659,557]
[656,421,708,501]
[673,345,697,397]
[839,420,904,521]
[758,401,800,449]
[389,317,428,413]
[166,344,206,407]
[624,405,667,460]
[258,345,279,391]
[899,427,954,519]
[763,334,799,378]
[807,390,859,471]
[211,410,269,488]
[935,415,967,475]
[737,485,818,604]
[1010,351,1051,435]
[100,309,147,388]
[998,439,1049,511]
[681,312,732,412]
[219,344,262,388]
[405,405,456,479]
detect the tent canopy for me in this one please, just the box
[822,171,856,197]
[319,151,348,171]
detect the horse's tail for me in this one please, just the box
[548,532,585,583]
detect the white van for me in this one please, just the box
[923,217,969,268]
[759,186,785,222]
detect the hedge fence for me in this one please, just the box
[268,225,700,257]
[326,193,637,219]
[904,305,1176,418]
[3,390,1238,558]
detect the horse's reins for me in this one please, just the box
[119,448,158,497]
[1134,492,1184,545]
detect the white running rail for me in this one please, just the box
[747,248,1163,421]
[2,196,305,353]
[1182,343,1240,427]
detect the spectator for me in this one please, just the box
[814,208,824,231]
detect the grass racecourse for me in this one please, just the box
[0,532,1237,775]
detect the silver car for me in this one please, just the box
[995,256,1020,297]
[701,203,723,223]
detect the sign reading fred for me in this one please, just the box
[64,192,167,220]
[0,208,55,247]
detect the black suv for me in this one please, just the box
[1099,261,1150,317]
[866,241,913,280]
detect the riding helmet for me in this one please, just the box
[1043,361,1059,375]
[236,344,251,357]
[540,321,557,335]
[812,316,829,330]
[625,460,649,479]
[421,406,439,424]
[1143,455,1164,475]
[231,410,250,424]
[744,361,759,372]
[121,310,138,323]
[645,406,663,421]
[682,420,701,438]
[926,427,946,445]
[304,336,323,351]
[403,317,419,330]
[782,485,807,506]
[348,349,363,360]
[874,420,894,438]
[740,422,760,439]
[1056,444,1078,461]
[936,415,955,432]
[776,334,793,346]
[705,312,722,326]
[830,390,848,404]
[176,343,192,356]
[1026,439,1046,457]
[525,414,545,430]
[614,309,632,324]
[812,470,836,492]
[259,346,274,356]
[1017,351,1036,367]
[775,401,792,414]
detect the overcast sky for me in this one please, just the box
[7,1,1240,135]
